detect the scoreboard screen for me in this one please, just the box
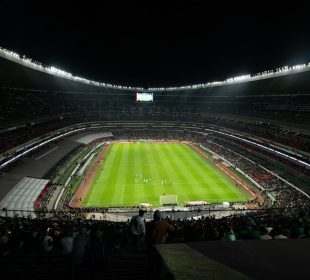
[136,92,153,102]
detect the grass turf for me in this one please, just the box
[82,143,252,207]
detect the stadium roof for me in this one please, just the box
[1,46,310,91]
[1,1,310,88]
[1,50,310,96]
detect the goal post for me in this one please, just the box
[159,195,178,206]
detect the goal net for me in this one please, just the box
[159,195,178,206]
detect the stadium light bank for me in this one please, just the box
[1,46,310,91]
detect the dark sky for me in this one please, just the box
[1,1,310,88]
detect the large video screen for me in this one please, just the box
[136,92,153,102]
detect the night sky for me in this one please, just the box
[1,1,310,88]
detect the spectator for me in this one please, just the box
[272,228,288,239]
[129,209,145,250]
[222,226,236,241]
[60,228,74,255]
[148,210,175,244]
[259,227,272,240]
[40,229,53,252]
[72,227,89,265]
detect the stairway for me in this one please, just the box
[96,246,152,280]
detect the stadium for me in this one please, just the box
[0,3,310,279]
[1,45,309,278]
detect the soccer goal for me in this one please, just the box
[159,195,178,206]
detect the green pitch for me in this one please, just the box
[82,143,252,207]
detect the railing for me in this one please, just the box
[1,206,306,222]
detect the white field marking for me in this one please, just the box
[88,179,105,204]
[215,163,256,199]
[35,146,58,160]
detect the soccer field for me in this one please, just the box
[82,142,252,207]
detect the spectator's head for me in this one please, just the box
[139,209,145,217]
[260,226,269,235]
[154,210,161,221]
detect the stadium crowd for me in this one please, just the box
[0,208,309,262]
[111,129,204,143]
[211,134,310,175]
[204,141,310,209]
[208,117,310,153]
[1,87,309,157]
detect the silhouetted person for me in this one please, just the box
[149,210,175,244]
[129,209,145,250]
